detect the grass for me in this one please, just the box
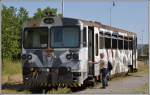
[2,87,71,94]
[2,89,31,94]
[2,59,22,76]
[2,59,71,94]
[2,59,22,84]
[133,61,148,75]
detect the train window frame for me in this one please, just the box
[95,33,99,56]
[83,27,87,47]
[23,27,49,49]
[104,32,111,38]
[50,26,81,48]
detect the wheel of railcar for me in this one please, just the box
[53,86,58,90]
[83,77,96,87]
[70,84,85,92]
[89,77,96,87]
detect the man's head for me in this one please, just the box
[100,53,104,58]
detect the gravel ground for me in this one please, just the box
[73,74,148,94]
[72,61,149,94]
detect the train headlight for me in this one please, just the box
[66,54,72,60]
[21,54,26,60]
[72,53,79,60]
[27,54,32,60]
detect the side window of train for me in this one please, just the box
[99,31,104,49]
[105,32,111,49]
[112,38,117,49]
[95,34,99,56]
[124,36,128,50]
[129,37,133,50]
[112,33,117,49]
[118,35,123,49]
[83,27,87,47]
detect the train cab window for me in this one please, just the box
[83,27,87,47]
[23,27,48,49]
[95,34,99,56]
[51,26,80,48]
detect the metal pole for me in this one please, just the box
[110,8,111,26]
[141,30,144,55]
[148,0,150,60]
[110,1,115,27]
[0,0,2,91]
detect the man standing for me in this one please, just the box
[89,53,108,89]
[99,53,108,89]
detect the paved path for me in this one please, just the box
[72,72,148,94]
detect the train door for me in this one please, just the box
[133,36,138,71]
[88,26,94,75]
[135,37,137,69]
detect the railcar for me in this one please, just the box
[21,15,137,88]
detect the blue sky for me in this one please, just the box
[2,0,148,44]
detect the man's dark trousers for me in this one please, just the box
[101,68,108,88]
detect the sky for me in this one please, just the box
[2,0,149,44]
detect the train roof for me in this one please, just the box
[62,17,136,36]
[25,17,136,36]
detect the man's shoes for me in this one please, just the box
[106,84,108,86]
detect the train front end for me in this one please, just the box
[21,15,86,88]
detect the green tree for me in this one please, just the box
[2,6,57,60]
[33,7,57,19]
[2,5,29,59]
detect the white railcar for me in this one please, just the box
[21,15,137,89]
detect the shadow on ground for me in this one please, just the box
[127,74,144,77]
[2,83,67,94]
[2,83,29,92]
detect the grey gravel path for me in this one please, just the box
[72,72,148,94]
